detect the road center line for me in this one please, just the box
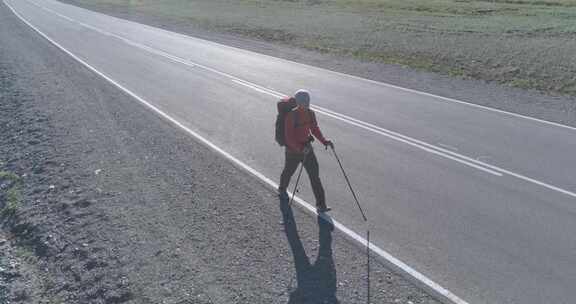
[438,143,459,152]
[231,68,502,176]
[233,76,501,176]
[24,0,576,198]
[232,79,284,99]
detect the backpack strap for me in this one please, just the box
[310,110,317,126]
[279,97,297,114]
[292,109,300,128]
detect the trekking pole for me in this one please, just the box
[289,161,304,206]
[330,146,368,222]
[366,229,371,304]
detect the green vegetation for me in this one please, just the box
[63,0,576,95]
[0,171,21,217]
[14,246,35,261]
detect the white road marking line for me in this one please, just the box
[307,102,576,198]
[44,0,576,133]
[232,73,501,176]
[24,0,576,199]
[233,68,576,197]
[3,2,470,303]
[311,105,502,171]
[233,75,498,176]
[438,143,459,152]
[317,111,503,176]
[24,1,198,70]
[232,79,284,98]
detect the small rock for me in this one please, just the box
[49,185,55,190]
[13,289,28,301]
[9,261,19,269]
[94,169,102,175]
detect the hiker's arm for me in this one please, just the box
[285,114,301,152]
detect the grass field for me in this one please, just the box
[62,0,576,95]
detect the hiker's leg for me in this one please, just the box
[279,151,302,192]
[304,151,326,207]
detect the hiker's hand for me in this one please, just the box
[324,140,334,150]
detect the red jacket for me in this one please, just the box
[285,107,328,153]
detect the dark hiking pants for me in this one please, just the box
[279,149,326,208]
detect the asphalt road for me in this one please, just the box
[5,0,576,303]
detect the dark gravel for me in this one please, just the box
[0,2,440,304]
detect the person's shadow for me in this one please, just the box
[279,197,339,304]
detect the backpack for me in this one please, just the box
[275,97,297,146]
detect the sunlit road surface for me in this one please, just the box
[6,0,576,303]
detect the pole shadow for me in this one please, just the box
[279,196,339,304]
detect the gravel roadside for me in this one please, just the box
[0,2,440,303]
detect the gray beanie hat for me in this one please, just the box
[294,89,310,107]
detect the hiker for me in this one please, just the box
[276,89,334,212]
